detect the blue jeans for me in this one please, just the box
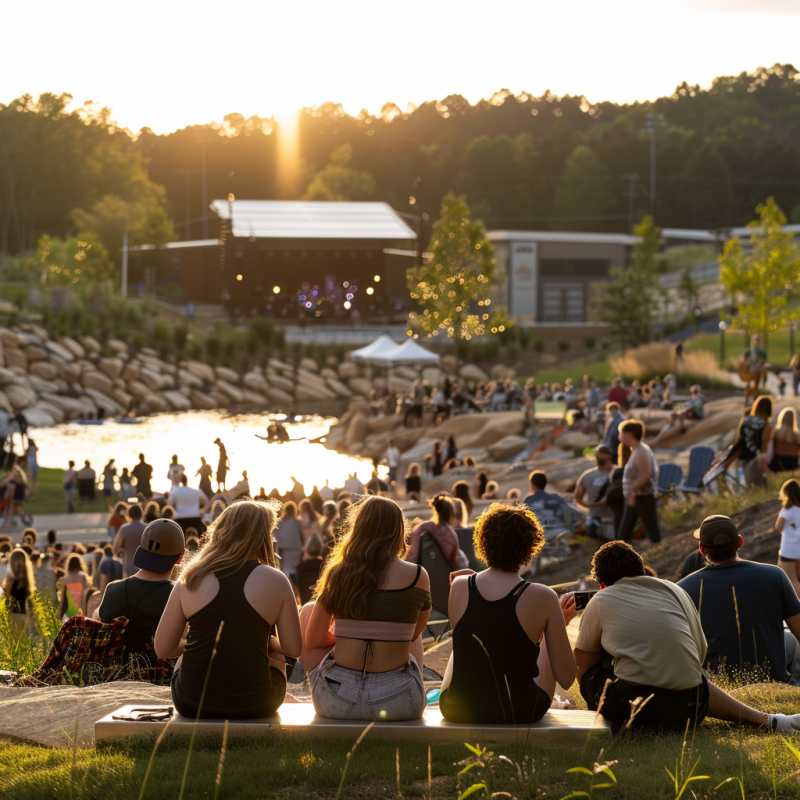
[309,650,426,721]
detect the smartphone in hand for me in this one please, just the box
[574,591,598,612]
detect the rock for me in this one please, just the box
[296,383,335,401]
[97,357,124,380]
[4,384,37,409]
[488,434,529,461]
[0,391,11,413]
[242,372,269,393]
[83,388,124,417]
[140,347,158,357]
[395,367,419,381]
[82,371,115,395]
[490,364,516,380]
[215,366,240,384]
[537,446,573,461]
[107,387,133,409]
[22,407,57,427]
[268,358,294,373]
[176,369,204,389]
[163,390,192,411]
[58,336,85,359]
[57,361,82,383]
[348,377,373,397]
[29,361,58,381]
[209,389,229,407]
[456,411,527,451]
[28,376,59,394]
[45,341,75,362]
[459,364,489,383]
[4,349,27,370]
[79,335,102,354]
[422,367,442,385]
[390,377,413,393]
[346,411,369,445]
[338,362,361,379]
[320,367,338,381]
[177,385,191,398]
[121,363,140,382]
[76,359,95,375]
[19,322,49,341]
[184,360,215,383]
[299,357,319,372]
[215,379,244,404]
[138,355,166,374]
[326,377,352,398]
[125,381,151,400]
[367,415,405,434]
[556,431,599,454]
[30,400,65,425]
[242,389,268,406]
[138,368,164,391]
[268,372,295,393]
[42,393,94,419]
[0,327,20,348]
[0,367,17,385]
[190,389,218,410]
[107,338,128,355]
[139,394,171,414]
[266,387,293,406]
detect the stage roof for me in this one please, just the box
[210,200,417,241]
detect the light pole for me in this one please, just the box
[642,113,665,217]
[718,320,727,364]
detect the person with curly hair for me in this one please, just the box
[439,503,577,725]
[575,540,800,733]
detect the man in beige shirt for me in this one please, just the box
[575,540,800,733]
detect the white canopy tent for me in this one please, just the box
[371,338,441,366]
[349,334,401,363]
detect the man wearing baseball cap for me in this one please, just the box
[679,515,800,684]
[96,519,186,664]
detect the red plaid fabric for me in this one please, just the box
[17,616,173,687]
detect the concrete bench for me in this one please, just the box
[96,703,609,747]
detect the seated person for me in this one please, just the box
[439,503,576,725]
[575,541,800,733]
[300,495,431,721]
[155,500,302,720]
[96,519,186,667]
[678,515,800,683]
[574,445,615,539]
[523,470,585,539]
[651,385,705,444]
[295,535,324,605]
[406,494,466,569]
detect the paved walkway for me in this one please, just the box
[4,512,108,544]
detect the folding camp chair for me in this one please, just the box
[676,446,715,494]
[418,533,453,640]
[657,463,683,496]
[454,526,484,572]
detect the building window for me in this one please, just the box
[542,284,585,323]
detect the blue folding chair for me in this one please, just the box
[676,446,715,493]
[657,463,683,496]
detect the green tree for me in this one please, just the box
[302,144,375,201]
[552,145,617,231]
[407,195,506,343]
[591,216,661,352]
[719,197,800,347]
[34,232,114,287]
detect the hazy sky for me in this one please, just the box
[2,0,799,134]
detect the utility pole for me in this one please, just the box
[622,173,638,232]
[641,113,665,217]
[121,231,128,298]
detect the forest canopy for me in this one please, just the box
[2,64,800,258]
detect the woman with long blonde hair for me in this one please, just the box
[768,408,800,473]
[300,495,431,721]
[776,479,800,597]
[2,548,36,637]
[155,500,302,719]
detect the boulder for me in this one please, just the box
[295,383,335,402]
[346,411,369,445]
[4,384,37,409]
[459,364,489,383]
[76,359,95,375]
[139,394,170,414]
[209,389,230,408]
[42,393,94,419]
[125,381,151,400]
[177,385,191,398]
[268,358,294,373]
[28,376,59,394]
[121,363,140,382]
[487,434,529,461]
[242,389,268,406]
[140,347,159,357]
[45,341,75,362]
[395,367,419,381]
[190,389,218,410]
[215,366,240,384]
[338,362,361,379]
[490,363,516,380]
[390,377,413,393]
[97,357,124,380]
[326,377,353,398]
[58,336,85,359]
[138,368,164,391]
[367,415,404,434]
[266,372,293,394]
[456,411,527,451]
[82,371,114,395]
[0,390,11,413]
[30,400,66,425]
[107,338,128,355]
[57,361,82,383]
[29,361,58,381]
[83,388,124,417]
[184,360,215,383]
[176,369,204,389]
[0,327,20,348]
[79,335,101,353]
[320,367,338,381]
[299,357,319,372]
[138,355,166,374]
[266,386,294,406]
[157,373,176,390]
[215,380,244,404]
[0,367,17,385]
[348,377,373,397]
[163,390,192,411]
[19,323,49,341]
[107,387,133,409]
[242,372,269,393]
[421,367,442,385]
[4,349,27,370]
[556,430,599,454]
[22,406,57,427]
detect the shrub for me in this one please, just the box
[557,340,570,352]
[583,336,596,349]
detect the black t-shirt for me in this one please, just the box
[99,576,174,654]
[679,561,800,682]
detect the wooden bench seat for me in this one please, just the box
[96,703,609,747]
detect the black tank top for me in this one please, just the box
[173,561,275,718]
[440,575,549,725]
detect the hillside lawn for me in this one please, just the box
[24,468,108,517]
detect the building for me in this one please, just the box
[486,231,639,325]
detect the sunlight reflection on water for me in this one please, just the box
[30,411,374,495]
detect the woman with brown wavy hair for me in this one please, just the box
[155,500,302,719]
[300,495,431,721]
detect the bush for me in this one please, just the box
[583,336,596,349]
[558,340,570,352]
[533,338,543,353]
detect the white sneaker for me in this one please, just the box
[768,713,800,732]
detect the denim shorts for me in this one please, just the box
[309,650,426,721]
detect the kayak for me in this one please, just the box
[76,420,104,426]
[115,417,144,424]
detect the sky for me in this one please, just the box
[2,0,799,134]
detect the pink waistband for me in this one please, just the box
[333,619,416,642]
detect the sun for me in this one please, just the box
[275,105,300,199]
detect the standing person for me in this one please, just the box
[107,502,128,536]
[439,504,576,724]
[298,499,323,543]
[156,501,302,720]
[451,480,474,527]
[131,454,153,500]
[214,438,229,492]
[300,496,431,721]
[574,444,616,539]
[768,408,800,473]
[63,554,88,615]
[431,441,444,477]
[320,501,339,556]
[791,354,800,398]
[607,377,629,410]
[776,479,800,597]
[113,505,147,578]
[733,395,773,486]
[168,475,210,535]
[119,467,134,501]
[63,461,77,514]
[616,420,660,545]
[196,457,214,499]
[445,435,458,464]
[274,502,304,575]
[2,548,35,637]
[26,440,39,495]
[289,476,305,503]
[385,439,400,488]
[76,460,96,503]
[603,403,625,463]
[10,408,28,453]
[102,459,117,511]
[318,480,334,503]
[405,463,422,502]
[3,456,28,528]
[295,535,324,605]
[167,455,185,490]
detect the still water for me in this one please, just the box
[30,411,373,495]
